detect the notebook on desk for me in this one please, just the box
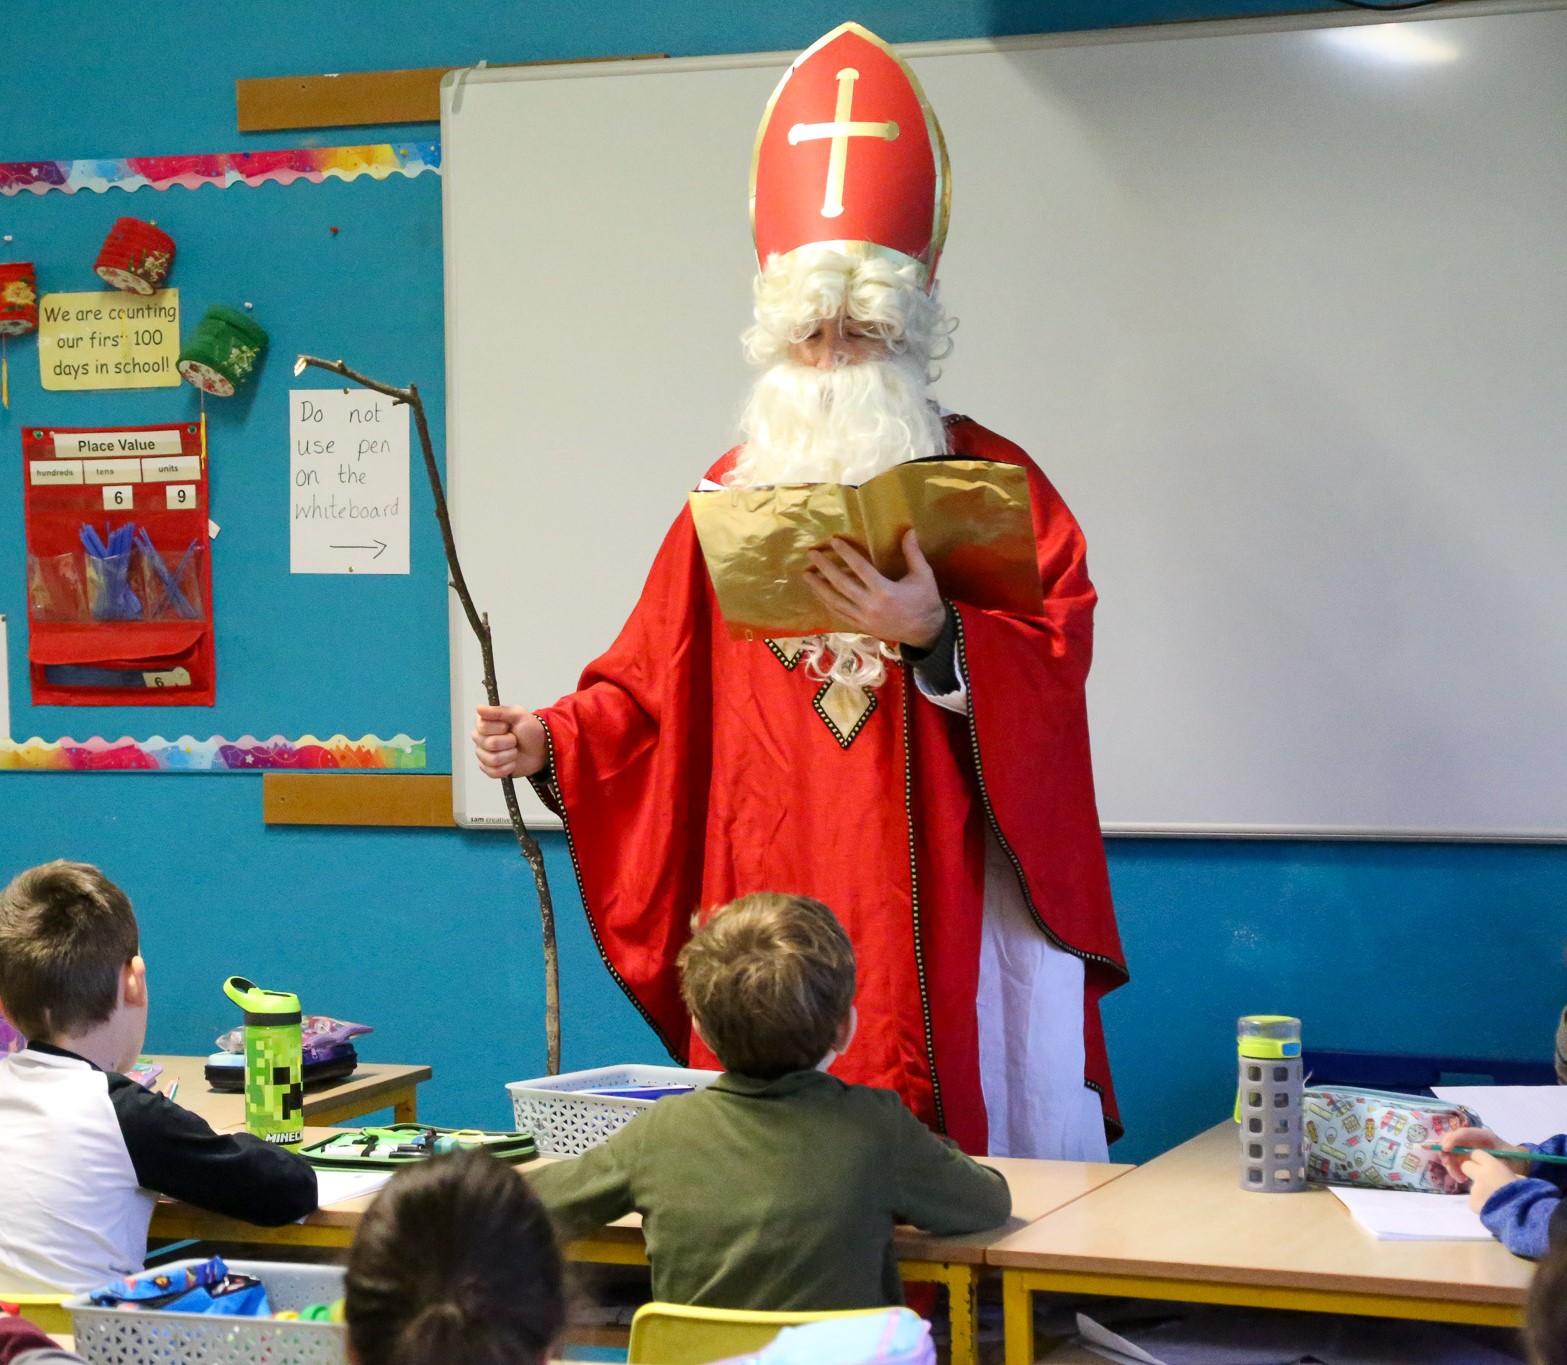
[309,1168,392,1211]
[1327,1185,1490,1241]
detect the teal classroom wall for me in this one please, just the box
[3,3,1563,1163]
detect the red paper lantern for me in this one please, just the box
[0,262,38,335]
[94,217,175,294]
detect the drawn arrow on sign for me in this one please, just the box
[329,540,388,559]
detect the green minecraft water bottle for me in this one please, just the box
[223,976,304,1149]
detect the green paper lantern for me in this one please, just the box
[178,305,268,397]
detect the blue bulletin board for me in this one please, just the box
[0,154,449,768]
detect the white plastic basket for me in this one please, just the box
[507,1063,719,1157]
[65,1259,346,1365]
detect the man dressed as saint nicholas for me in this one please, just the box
[474,22,1128,1158]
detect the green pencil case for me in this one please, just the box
[302,1124,536,1170]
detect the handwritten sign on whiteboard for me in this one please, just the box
[289,389,410,575]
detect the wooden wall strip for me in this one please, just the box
[262,773,454,827]
[237,56,664,132]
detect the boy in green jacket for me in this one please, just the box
[529,893,1012,1309]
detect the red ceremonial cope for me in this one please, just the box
[531,419,1129,1152]
[94,217,175,295]
[752,23,946,280]
[0,262,39,335]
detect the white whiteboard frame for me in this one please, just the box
[442,0,1567,842]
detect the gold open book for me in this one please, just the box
[688,458,1042,639]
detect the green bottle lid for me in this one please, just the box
[223,975,301,1024]
[1237,1014,1301,1060]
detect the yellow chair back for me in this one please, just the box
[1,1293,72,1335]
[629,1301,889,1364]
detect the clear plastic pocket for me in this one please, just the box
[27,552,88,622]
[85,550,142,621]
[134,538,204,621]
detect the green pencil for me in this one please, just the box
[1426,1143,1567,1165]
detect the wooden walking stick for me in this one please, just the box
[295,354,561,1074]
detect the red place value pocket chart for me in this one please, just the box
[21,421,215,706]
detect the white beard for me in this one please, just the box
[730,356,946,691]
[730,354,945,488]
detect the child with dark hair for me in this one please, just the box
[345,1148,565,1365]
[531,892,1010,1310]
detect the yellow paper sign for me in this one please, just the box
[37,290,181,390]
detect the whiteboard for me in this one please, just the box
[442,3,1567,839]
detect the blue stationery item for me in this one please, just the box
[80,522,141,620]
[88,1254,271,1316]
[588,1085,697,1100]
[43,665,175,687]
[91,1256,226,1305]
[134,529,201,619]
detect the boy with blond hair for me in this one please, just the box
[531,893,1010,1309]
[0,861,317,1292]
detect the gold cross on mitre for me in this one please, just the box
[787,68,900,219]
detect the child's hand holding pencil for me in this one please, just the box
[1429,1126,1532,1209]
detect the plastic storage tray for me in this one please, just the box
[507,1063,718,1157]
[65,1259,346,1365]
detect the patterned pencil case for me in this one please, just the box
[1303,1086,1482,1191]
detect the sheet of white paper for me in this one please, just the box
[1077,1312,1168,1364]
[306,1168,393,1213]
[1327,1184,1490,1241]
[1433,1084,1567,1145]
[0,615,9,740]
[289,388,410,575]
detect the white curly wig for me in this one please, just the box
[730,245,957,689]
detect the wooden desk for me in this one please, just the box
[150,1135,1129,1365]
[144,1055,432,1130]
[989,1122,1535,1365]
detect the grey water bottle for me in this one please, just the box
[1236,1014,1305,1192]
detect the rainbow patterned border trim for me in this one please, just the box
[0,734,426,772]
[0,143,440,197]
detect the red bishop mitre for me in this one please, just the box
[751,22,950,288]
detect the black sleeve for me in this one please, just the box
[107,1074,318,1226]
[902,602,960,696]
